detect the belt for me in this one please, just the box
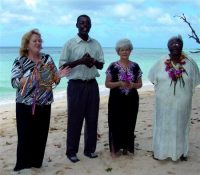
[69,79,96,83]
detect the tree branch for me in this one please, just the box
[174,13,200,45]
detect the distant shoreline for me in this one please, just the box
[0,46,199,50]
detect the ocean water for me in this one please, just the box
[0,47,200,105]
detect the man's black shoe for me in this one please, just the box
[84,152,98,158]
[67,155,80,163]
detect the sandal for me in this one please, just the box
[180,155,188,161]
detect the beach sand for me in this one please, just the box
[1,87,200,175]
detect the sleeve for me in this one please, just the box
[51,56,60,85]
[190,58,200,87]
[49,55,58,73]
[135,63,143,80]
[148,60,160,85]
[11,57,23,89]
[96,41,104,63]
[105,63,113,77]
[59,41,70,68]
[42,54,60,86]
[188,58,200,94]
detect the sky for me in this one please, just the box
[0,0,200,48]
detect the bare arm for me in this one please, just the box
[105,76,142,89]
[128,77,143,89]
[105,75,121,89]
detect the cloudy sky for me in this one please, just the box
[0,0,200,48]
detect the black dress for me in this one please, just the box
[106,61,142,153]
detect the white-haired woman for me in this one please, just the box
[148,35,200,161]
[105,39,143,157]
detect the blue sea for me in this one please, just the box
[1,47,200,105]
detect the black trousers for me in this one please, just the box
[14,103,51,171]
[66,79,99,156]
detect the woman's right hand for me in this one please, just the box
[119,81,130,88]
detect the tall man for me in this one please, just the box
[59,14,104,163]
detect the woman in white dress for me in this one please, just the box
[148,35,200,161]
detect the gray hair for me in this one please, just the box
[167,34,183,49]
[115,39,133,53]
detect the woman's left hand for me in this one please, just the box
[58,66,71,78]
[126,82,134,89]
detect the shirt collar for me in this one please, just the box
[75,35,91,43]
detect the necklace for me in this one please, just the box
[164,54,188,95]
[21,61,59,115]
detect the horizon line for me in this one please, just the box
[0,46,199,50]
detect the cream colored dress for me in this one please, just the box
[148,55,200,161]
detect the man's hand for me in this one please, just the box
[81,53,95,68]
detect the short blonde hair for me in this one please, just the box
[19,29,42,56]
[115,38,133,53]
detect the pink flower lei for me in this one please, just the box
[164,54,188,95]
